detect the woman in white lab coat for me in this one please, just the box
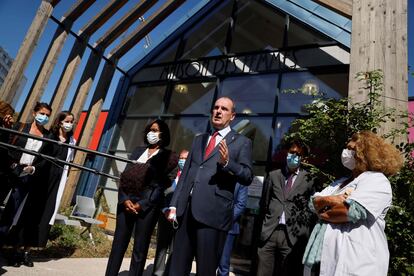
[303,131,403,276]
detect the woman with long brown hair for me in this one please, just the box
[303,131,403,275]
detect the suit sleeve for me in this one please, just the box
[220,137,253,186]
[259,172,274,215]
[233,185,248,222]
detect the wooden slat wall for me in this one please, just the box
[348,0,408,138]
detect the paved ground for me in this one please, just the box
[0,257,244,275]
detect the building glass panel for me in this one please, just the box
[123,85,166,116]
[278,71,348,113]
[165,117,210,151]
[149,40,179,65]
[230,0,286,53]
[179,1,233,60]
[231,116,272,162]
[168,82,216,114]
[219,74,278,114]
[287,17,334,46]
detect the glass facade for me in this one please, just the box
[99,0,350,262]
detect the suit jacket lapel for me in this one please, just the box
[199,133,209,162]
[202,130,237,163]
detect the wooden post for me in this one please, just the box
[49,0,129,122]
[18,0,96,123]
[61,0,186,207]
[61,60,117,207]
[18,24,70,122]
[348,0,408,139]
[69,49,103,121]
[0,0,58,104]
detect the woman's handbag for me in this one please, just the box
[119,162,151,196]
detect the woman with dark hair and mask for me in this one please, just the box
[303,131,404,276]
[105,119,178,276]
[12,111,77,252]
[0,102,52,267]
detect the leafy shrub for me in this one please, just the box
[284,70,414,274]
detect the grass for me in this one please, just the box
[2,225,157,259]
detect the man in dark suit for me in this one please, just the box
[152,149,189,276]
[217,183,248,276]
[257,140,315,276]
[167,97,253,276]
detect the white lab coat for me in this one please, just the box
[317,171,392,276]
[49,136,76,224]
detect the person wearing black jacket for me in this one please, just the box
[0,100,15,207]
[14,111,76,250]
[105,119,178,276]
[0,102,52,267]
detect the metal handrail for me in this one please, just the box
[0,141,120,180]
[0,126,135,164]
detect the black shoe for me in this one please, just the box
[21,251,33,267]
[8,252,22,267]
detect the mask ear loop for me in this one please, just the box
[172,219,179,230]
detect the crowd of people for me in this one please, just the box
[0,101,76,267]
[0,96,405,276]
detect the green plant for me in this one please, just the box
[284,70,414,274]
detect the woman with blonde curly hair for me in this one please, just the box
[303,131,403,276]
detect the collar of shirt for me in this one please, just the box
[215,125,231,138]
[208,125,231,147]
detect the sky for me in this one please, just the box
[0,0,202,112]
[0,0,413,114]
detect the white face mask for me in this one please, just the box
[147,131,160,145]
[62,122,73,133]
[341,149,356,170]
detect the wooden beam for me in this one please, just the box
[69,50,103,121]
[348,0,407,139]
[110,0,186,59]
[95,0,158,49]
[49,0,61,7]
[60,0,157,124]
[61,60,117,207]
[63,0,97,22]
[0,0,55,104]
[18,0,96,123]
[79,0,129,36]
[313,0,352,18]
[49,0,129,123]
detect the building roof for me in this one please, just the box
[265,0,351,47]
[126,0,351,73]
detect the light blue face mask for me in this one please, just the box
[286,153,301,169]
[178,159,186,170]
[35,113,49,126]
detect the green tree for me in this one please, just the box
[284,70,414,275]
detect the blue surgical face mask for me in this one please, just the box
[286,153,301,169]
[35,113,49,126]
[178,159,186,170]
